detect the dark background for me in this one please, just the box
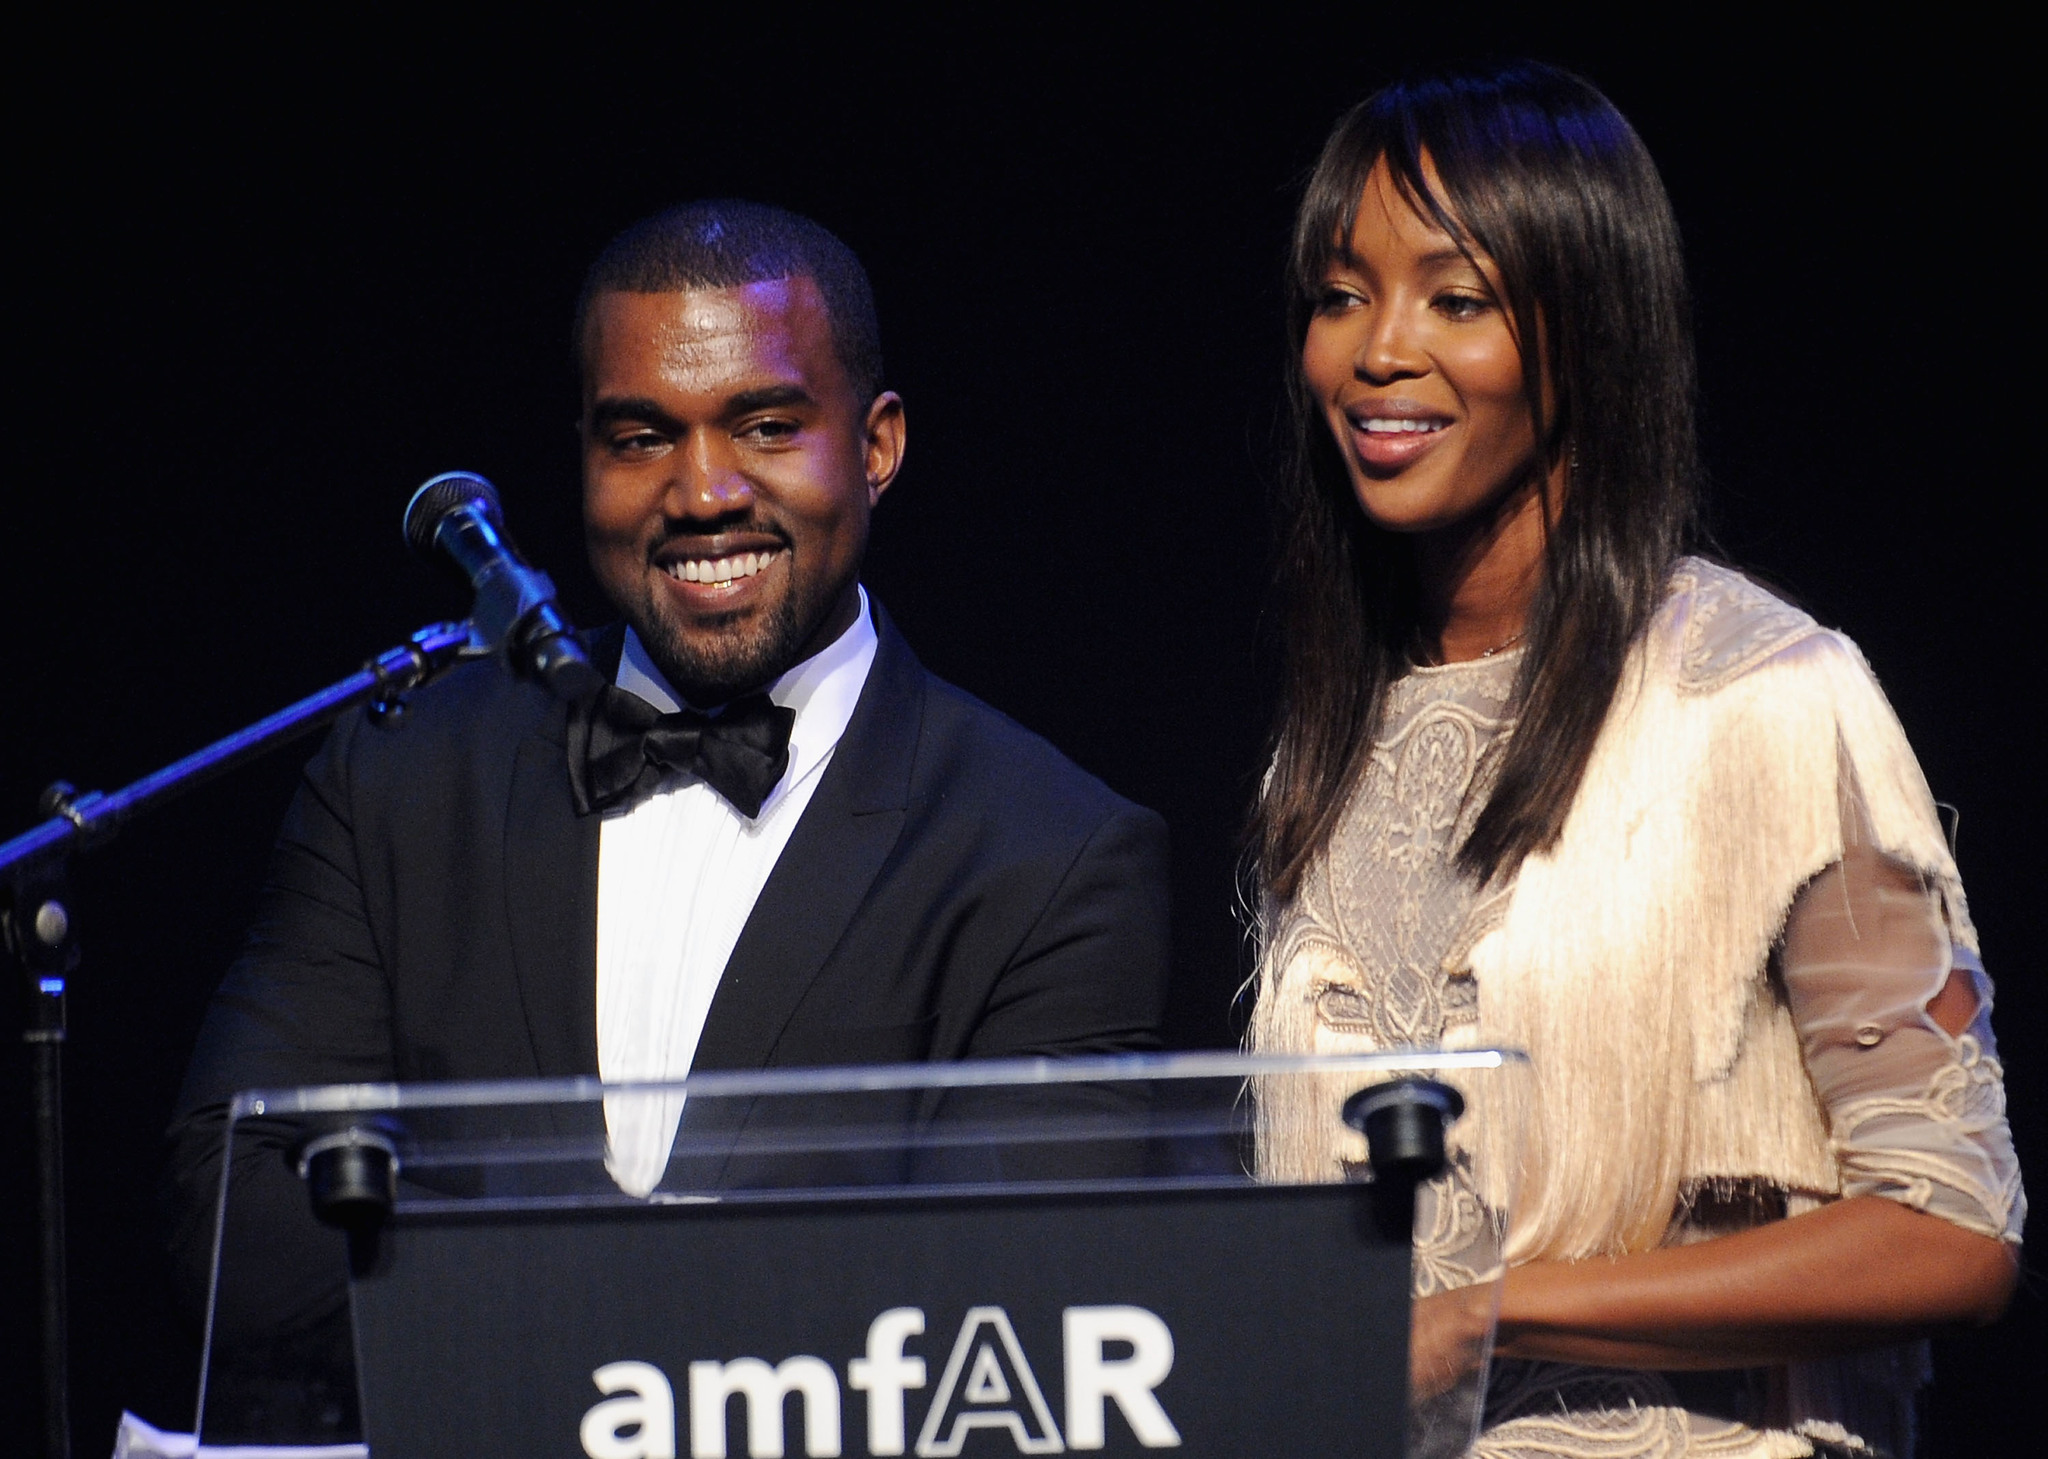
[2,17,2035,1453]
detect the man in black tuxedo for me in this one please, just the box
[165,202,1169,1365]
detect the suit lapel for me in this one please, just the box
[503,634,619,1078]
[688,604,924,1071]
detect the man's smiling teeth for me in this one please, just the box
[667,550,780,584]
[1360,418,1447,433]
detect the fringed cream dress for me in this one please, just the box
[1250,561,2024,1458]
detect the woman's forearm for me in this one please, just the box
[1492,1195,2017,1369]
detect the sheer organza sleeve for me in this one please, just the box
[1777,800,2026,1244]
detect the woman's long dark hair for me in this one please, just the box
[1255,62,1702,902]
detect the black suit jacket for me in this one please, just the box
[166,603,1169,1332]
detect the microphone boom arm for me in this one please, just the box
[0,619,482,882]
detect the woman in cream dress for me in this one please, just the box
[1246,63,2021,1458]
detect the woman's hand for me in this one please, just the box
[1493,1195,2016,1369]
[1409,1282,1498,1402]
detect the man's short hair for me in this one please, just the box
[576,200,884,403]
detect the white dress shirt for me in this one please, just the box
[595,588,878,1196]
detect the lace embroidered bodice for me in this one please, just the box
[1271,649,1519,1054]
[1264,642,2024,1457]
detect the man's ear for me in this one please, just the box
[863,391,907,506]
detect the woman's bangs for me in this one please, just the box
[1290,110,1400,300]
[1293,105,1489,309]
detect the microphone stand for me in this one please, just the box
[0,619,483,1459]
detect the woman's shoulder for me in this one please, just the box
[1652,556,1848,694]
[1634,559,1968,941]
[1637,559,1952,878]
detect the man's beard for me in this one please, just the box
[631,585,812,706]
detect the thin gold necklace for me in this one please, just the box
[1414,627,1525,667]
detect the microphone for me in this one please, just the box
[403,471,602,702]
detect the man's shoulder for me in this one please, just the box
[909,665,1153,829]
[321,651,563,786]
[857,603,1150,831]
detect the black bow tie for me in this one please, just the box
[567,685,796,819]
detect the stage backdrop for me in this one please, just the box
[2,17,2036,1452]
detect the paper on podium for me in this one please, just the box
[113,1411,368,1459]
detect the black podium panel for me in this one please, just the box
[350,1183,1408,1457]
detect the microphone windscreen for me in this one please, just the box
[403,471,503,558]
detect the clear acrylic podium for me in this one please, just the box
[198,1050,1527,1457]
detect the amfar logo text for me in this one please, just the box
[580,1304,1181,1458]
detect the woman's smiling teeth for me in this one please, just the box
[667,550,781,584]
[1360,418,1447,433]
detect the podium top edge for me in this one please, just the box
[226,1048,1527,1118]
